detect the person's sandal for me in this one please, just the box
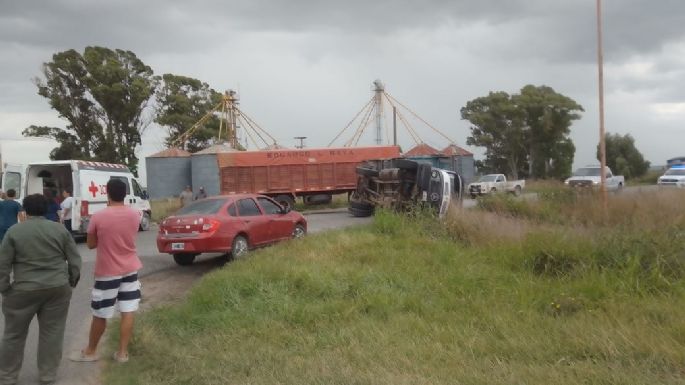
[112,351,129,363]
[69,350,99,362]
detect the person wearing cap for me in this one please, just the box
[195,186,207,200]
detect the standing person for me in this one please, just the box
[0,189,24,242]
[195,186,207,200]
[0,194,81,385]
[59,189,74,233]
[45,191,61,222]
[70,179,142,364]
[179,185,193,207]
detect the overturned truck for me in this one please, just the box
[349,158,463,218]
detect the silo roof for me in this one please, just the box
[148,147,192,158]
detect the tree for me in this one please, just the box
[515,85,583,179]
[598,133,650,178]
[154,74,223,153]
[23,46,156,174]
[461,92,527,180]
[462,85,583,180]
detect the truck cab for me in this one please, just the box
[565,166,624,191]
[349,158,463,218]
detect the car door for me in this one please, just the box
[257,197,292,240]
[236,198,270,246]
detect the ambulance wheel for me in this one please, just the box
[139,212,151,231]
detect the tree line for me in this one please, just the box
[461,85,649,179]
[26,46,650,178]
[24,47,224,174]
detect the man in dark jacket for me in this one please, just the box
[0,194,82,385]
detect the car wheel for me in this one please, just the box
[231,235,249,258]
[513,185,522,196]
[292,223,306,239]
[139,212,151,231]
[275,195,295,210]
[490,187,497,193]
[173,253,196,266]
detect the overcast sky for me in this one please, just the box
[1,0,684,181]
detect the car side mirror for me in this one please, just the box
[281,206,291,214]
[142,190,149,200]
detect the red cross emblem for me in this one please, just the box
[88,181,99,198]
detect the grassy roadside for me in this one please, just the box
[108,190,685,385]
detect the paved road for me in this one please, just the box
[0,209,372,385]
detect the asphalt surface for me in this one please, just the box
[0,209,372,385]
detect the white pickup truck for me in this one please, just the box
[468,174,525,198]
[564,166,624,191]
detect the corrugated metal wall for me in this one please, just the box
[145,157,192,199]
[191,154,221,196]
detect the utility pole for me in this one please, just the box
[596,0,608,210]
[393,106,397,146]
[373,79,384,145]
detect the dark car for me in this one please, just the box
[157,194,307,265]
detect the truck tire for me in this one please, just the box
[416,164,432,191]
[394,159,419,170]
[349,200,374,211]
[356,166,379,177]
[303,194,333,205]
[349,206,374,217]
[275,195,295,210]
[513,185,522,196]
[173,253,197,266]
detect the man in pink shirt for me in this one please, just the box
[70,178,142,363]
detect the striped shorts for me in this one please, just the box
[91,272,142,319]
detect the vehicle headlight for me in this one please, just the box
[593,181,600,185]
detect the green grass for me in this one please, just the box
[106,191,685,385]
[150,198,181,223]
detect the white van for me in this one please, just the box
[24,160,151,234]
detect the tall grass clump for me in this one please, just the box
[150,198,181,223]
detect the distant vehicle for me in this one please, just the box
[467,174,525,198]
[24,160,151,234]
[349,158,463,219]
[657,165,685,187]
[157,194,307,266]
[565,166,624,191]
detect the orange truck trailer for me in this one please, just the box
[216,145,400,208]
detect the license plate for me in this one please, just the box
[171,242,185,251]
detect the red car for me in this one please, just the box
[157,194,307,265]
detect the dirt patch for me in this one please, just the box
[139,256,226,310]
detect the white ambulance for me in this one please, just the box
[23,160,151,234]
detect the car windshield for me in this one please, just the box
[478,175,498,182]
[573,168,601,177]
[665,169,685,176]
[176,198,227,215]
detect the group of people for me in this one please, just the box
[0,179,143,385]
[179,185,207,207]
[0,188,75,241]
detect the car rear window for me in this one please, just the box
[176,199,226,215]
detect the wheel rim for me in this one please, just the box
[292,225,305,239]
[233,237,248,257]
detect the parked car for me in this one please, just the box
[157,194,307,266]
[349,158,463,219]
[657,165,685,187]
[564,166,624,191]
[467,174,525,198]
